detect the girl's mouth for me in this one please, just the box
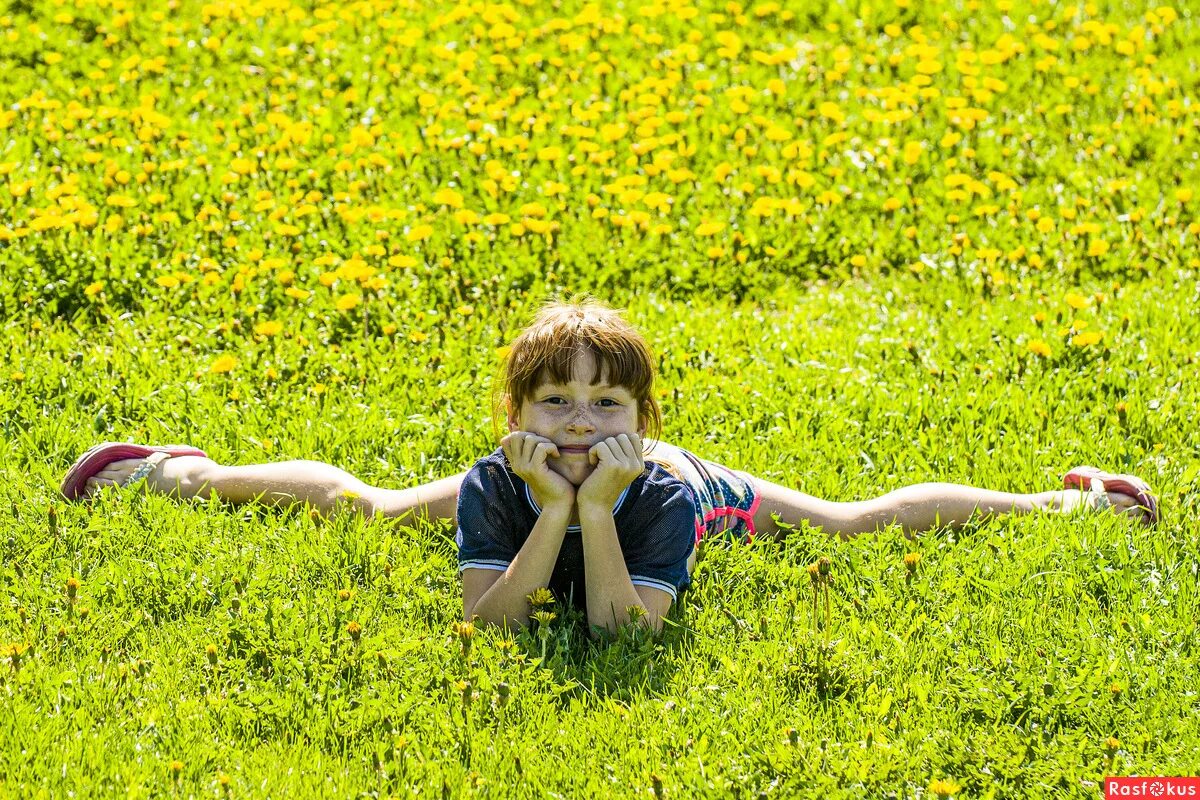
[558,445,591,454]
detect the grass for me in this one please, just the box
[2,0,1199,796]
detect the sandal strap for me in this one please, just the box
[120,451,171,487]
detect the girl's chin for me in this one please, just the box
[551,463,594,486]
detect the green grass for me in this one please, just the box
[2,0,1200,796]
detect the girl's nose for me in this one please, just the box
[566,410,595,433]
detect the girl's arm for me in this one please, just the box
[578,502,671,633]
[577,434,672,634]
[465,501,572,628]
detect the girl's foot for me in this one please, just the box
[83,454,213,498]
[1062,466,1159,525]
[61,443,210,500]
[1055,480,1155,525]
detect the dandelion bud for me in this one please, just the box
[651,773,664,798]
[57,626,68,641]
[17,607,26,624]
[346,621,362,642]
[170,761,184,780]
[904,552,922,573]
[496,682,510,707]
[786,728,800,747]
[206,644,219,665]
[807,563,821,586]
[376,651,387,670]
[48,505,58,537]
[817,557,831,578]
[66,577,80,602]
[452,621,475,659]
[1105,736,1120,755]
[218,772,232,793]
[232,577,243,594]
[338,589,352,602]
[1109,682,1122,697]
[78,607,90,621]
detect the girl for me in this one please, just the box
[61,301,1159,633]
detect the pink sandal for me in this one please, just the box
[1062,466,1159,525]
[61,442,208,501]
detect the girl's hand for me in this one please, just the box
[501,431,575,509]
[577,434,644,510]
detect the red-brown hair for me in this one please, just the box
[494,298,662,441]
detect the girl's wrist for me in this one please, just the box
[537,495,575,516]
[576,493,617,514]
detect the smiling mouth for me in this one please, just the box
[558,445,591,454]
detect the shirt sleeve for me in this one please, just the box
[624,480,696,601]
[456,462,517,573]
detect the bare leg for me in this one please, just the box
[85,456,464,525]
[750,477,1149,540]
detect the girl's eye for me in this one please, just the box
[598,398,619,407]
[543,397,565,405]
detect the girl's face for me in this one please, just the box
[507,350,645,487]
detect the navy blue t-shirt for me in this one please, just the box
[456,449,696,611]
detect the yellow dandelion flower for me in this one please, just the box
[694,221,725,237]
[1176,188,1193,203]
[1087,239,1111,257]
[1064,291,1090,309]
[432,188,464,208]
[406,224,434,242]
[254,321,283,336]
[1027,340,1052,358]
[155,275,180,288]
[285,287,310,300]
[818,102,844,123]
[929,779,960,799]
[209,355,238,374]
[335,294,361,312]
[1071,331,1103,347]
[483,213,511,226]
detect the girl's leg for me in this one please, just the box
[750,477,1148,540]
[85,456,464,525]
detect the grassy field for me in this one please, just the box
[2,0,1199,796]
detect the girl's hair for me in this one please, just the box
[495,298,662,441]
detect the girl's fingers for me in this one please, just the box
[616,433,642,463]
[533,441,559,463]
[589,440,614,466]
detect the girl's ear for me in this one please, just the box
[505,396,520,432]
